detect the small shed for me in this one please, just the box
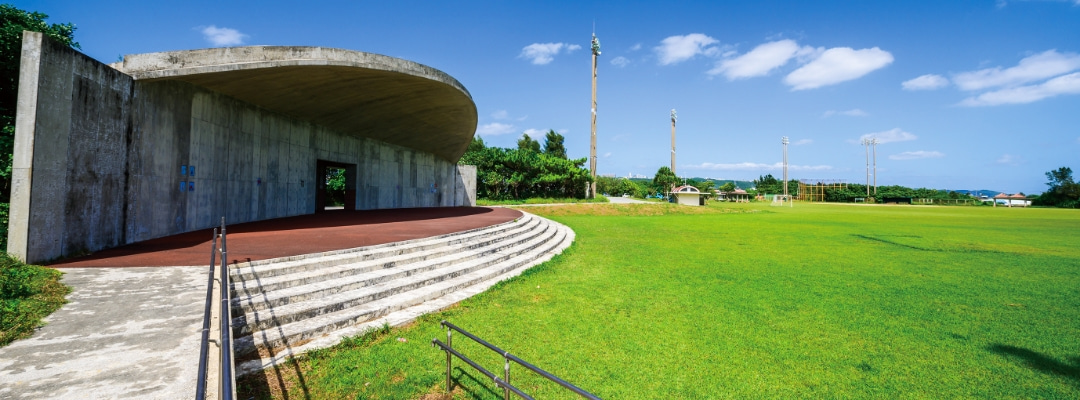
[671,185,701,206]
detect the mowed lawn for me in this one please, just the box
[247,203,1080,399]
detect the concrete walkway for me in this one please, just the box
[0,267,205,399]
[606,196,650,204]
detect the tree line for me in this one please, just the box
[460,130,591,200]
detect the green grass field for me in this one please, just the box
[242,203,1080,399]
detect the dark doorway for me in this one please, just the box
[316,160,357,212]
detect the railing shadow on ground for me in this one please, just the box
[987,343,1080,385]
[235,356,311,400]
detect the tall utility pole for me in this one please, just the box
[670,109,677,175]
[589,34,600,198]
[861,138,871,197]
[782,136,789,197]
[871,138,878,196]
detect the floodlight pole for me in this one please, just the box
[861,138,870,197]
[670,109,677,175]
[782,136,789,198]
[872,138,878,196]
[589,34,600,199]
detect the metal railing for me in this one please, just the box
[432,320,600,400]
[196,218,235,400]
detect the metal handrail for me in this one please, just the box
[195,218,234,400]
[219,218,235,399]
[433,320,600,400]
[195,228,219,400]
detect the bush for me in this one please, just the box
[0,253,70,346]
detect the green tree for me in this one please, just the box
[652,166,678,196]
[719,182,736,192]
[516,133,540,153]
[466,136,486,154]
[460,143,591,201]
[542,129,567,159]
[1037,166,1080,208]
[753,174,781,194]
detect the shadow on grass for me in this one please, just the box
[452,367,504,400]
[987,344,1080,384]
[236,357,311,400]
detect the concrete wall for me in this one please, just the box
[10,33,475,264]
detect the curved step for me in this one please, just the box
[226,211,575,365]
[230,214,536,283]
[232,220,558,323]
[235,220,575,376]
[234,222,570,354]
[230,216,544,301]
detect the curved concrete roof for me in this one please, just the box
[112,46,477,162]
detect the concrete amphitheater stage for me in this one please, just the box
[48,207,522,268]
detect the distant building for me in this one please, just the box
[671,185,702,206]
[993,193,1030,207]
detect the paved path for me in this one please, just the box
[605,196,650,204]
[0,267,205,399]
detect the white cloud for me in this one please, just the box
[519,43,581,65]
[958,72,1080,106]
[603,152,612,158]
[708,39,814,80]
[889,151,944,160]
[953,50,1080,91]
[629,43,642,51]
[611,56,630,68]
[491,110,509,120]
[522,128,544,137]
[655,33,719,65]
[685,162,832,171]
[860,128,917,144]
[476,123,516,136]
[793,139,813,145]
[823,109,868,118]
[201,25,248,47]
[902,74,950,90]
[996,154,1023,166]
[784,47,893,90]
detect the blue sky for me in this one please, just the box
[18,0,1080,194]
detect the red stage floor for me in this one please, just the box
[48,207,522,268]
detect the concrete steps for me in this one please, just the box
[228,210,574,376]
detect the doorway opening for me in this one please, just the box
[316,160,357,212]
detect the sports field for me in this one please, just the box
[243,202,1080,399]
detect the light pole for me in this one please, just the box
[589,34,600,199]
[861,138,871,197]
[670,109,677,175]
[782,136,789,198]
[871,138,878,196]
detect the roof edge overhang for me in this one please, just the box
[112,46,478,162]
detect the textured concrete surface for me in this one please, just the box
[10,33,478,264]
[0,267,205,399]
[113,45,477,162]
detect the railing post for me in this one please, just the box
[504,352,511,400]
[446,324,453,394]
